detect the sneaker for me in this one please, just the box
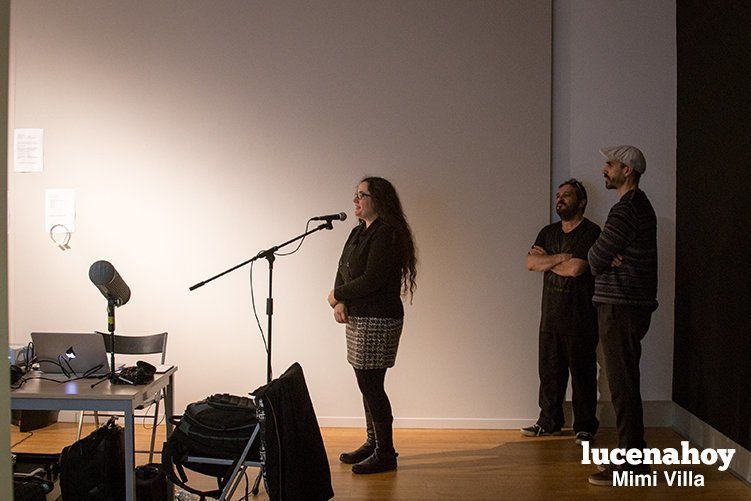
[588,465,620,486]
[520,424,561,437]
[589,464,651,485]
[575,431,595,445]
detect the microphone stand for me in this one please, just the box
[91,298,120,388]
[191,219,337,497]
[190,220,335,383]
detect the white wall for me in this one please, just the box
[8,0,552,427]
[553,0,676,402]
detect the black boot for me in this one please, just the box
[351,418,398,474]
[339,401,375,464]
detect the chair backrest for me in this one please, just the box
[97,332,168,364]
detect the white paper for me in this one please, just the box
[14,128,44,172]
[45,189,76,233]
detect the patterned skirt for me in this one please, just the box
[345,316,404,370]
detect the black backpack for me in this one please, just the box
[13,480,47,501]
[60,417,125,500]
[162,393,261,499]
[135,463,169,501]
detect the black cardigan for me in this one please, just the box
[333,218,404,318]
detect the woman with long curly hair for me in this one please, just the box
[328,176,417,474]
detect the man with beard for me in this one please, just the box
[587,146,658,485]
[522,179,601,445]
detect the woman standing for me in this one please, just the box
[328,176,417,474]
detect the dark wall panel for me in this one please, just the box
[674,0,751,450]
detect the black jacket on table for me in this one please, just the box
[333,218,404,319]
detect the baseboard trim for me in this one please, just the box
[318,400,676,429]
[564,400,675,428]
[672,404,751,485]
[317,417,535,429]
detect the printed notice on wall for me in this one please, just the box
[45,189,75,233]
[14,128,44,173]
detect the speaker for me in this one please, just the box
[11,410,60,432]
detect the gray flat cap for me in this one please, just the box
[599,145,646,174]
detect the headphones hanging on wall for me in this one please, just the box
[49,224,72,250]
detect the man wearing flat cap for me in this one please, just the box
[587,145,658,486]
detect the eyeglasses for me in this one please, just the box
[560,178,587,201]
[570,180,584,198]
[353,192,372,200]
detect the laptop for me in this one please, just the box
[31,332,110,376]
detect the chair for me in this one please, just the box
[175,398,264,500]
[174,362,333,500]
[76,332,168,463]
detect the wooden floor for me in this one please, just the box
[11,423,751,500]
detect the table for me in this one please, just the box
[11,366,177,501]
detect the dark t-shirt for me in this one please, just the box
[533,218,600,333]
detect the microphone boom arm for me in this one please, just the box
[189,219,335,383]
[189,221,333,291]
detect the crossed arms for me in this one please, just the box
[527,244,622,277]
[526,245,590,277]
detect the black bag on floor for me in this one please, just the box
[60,416,124,500]
[162,393,260,498]
[13,479,47,501]
[13,452,59,500]
[135,463,168,501]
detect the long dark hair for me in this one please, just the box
[361,176,417,299]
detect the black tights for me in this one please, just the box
[354,368,392,422]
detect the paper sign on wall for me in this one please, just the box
[45,189,75,233]
[14,128,44,173]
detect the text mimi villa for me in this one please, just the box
[582,441,736,487]
[614,469,703,487]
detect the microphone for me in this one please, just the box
[89,260,131,306]
[311,212,347,222]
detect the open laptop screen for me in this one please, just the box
[30,332,110,376]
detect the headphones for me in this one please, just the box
[115,361,156,385]
[11,365,25,385]
[49,224,72,250]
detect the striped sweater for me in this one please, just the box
[587,188,658,310]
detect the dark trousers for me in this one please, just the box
[597,303,652,449]
[354,368,392,423]
[537,327,599,433]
